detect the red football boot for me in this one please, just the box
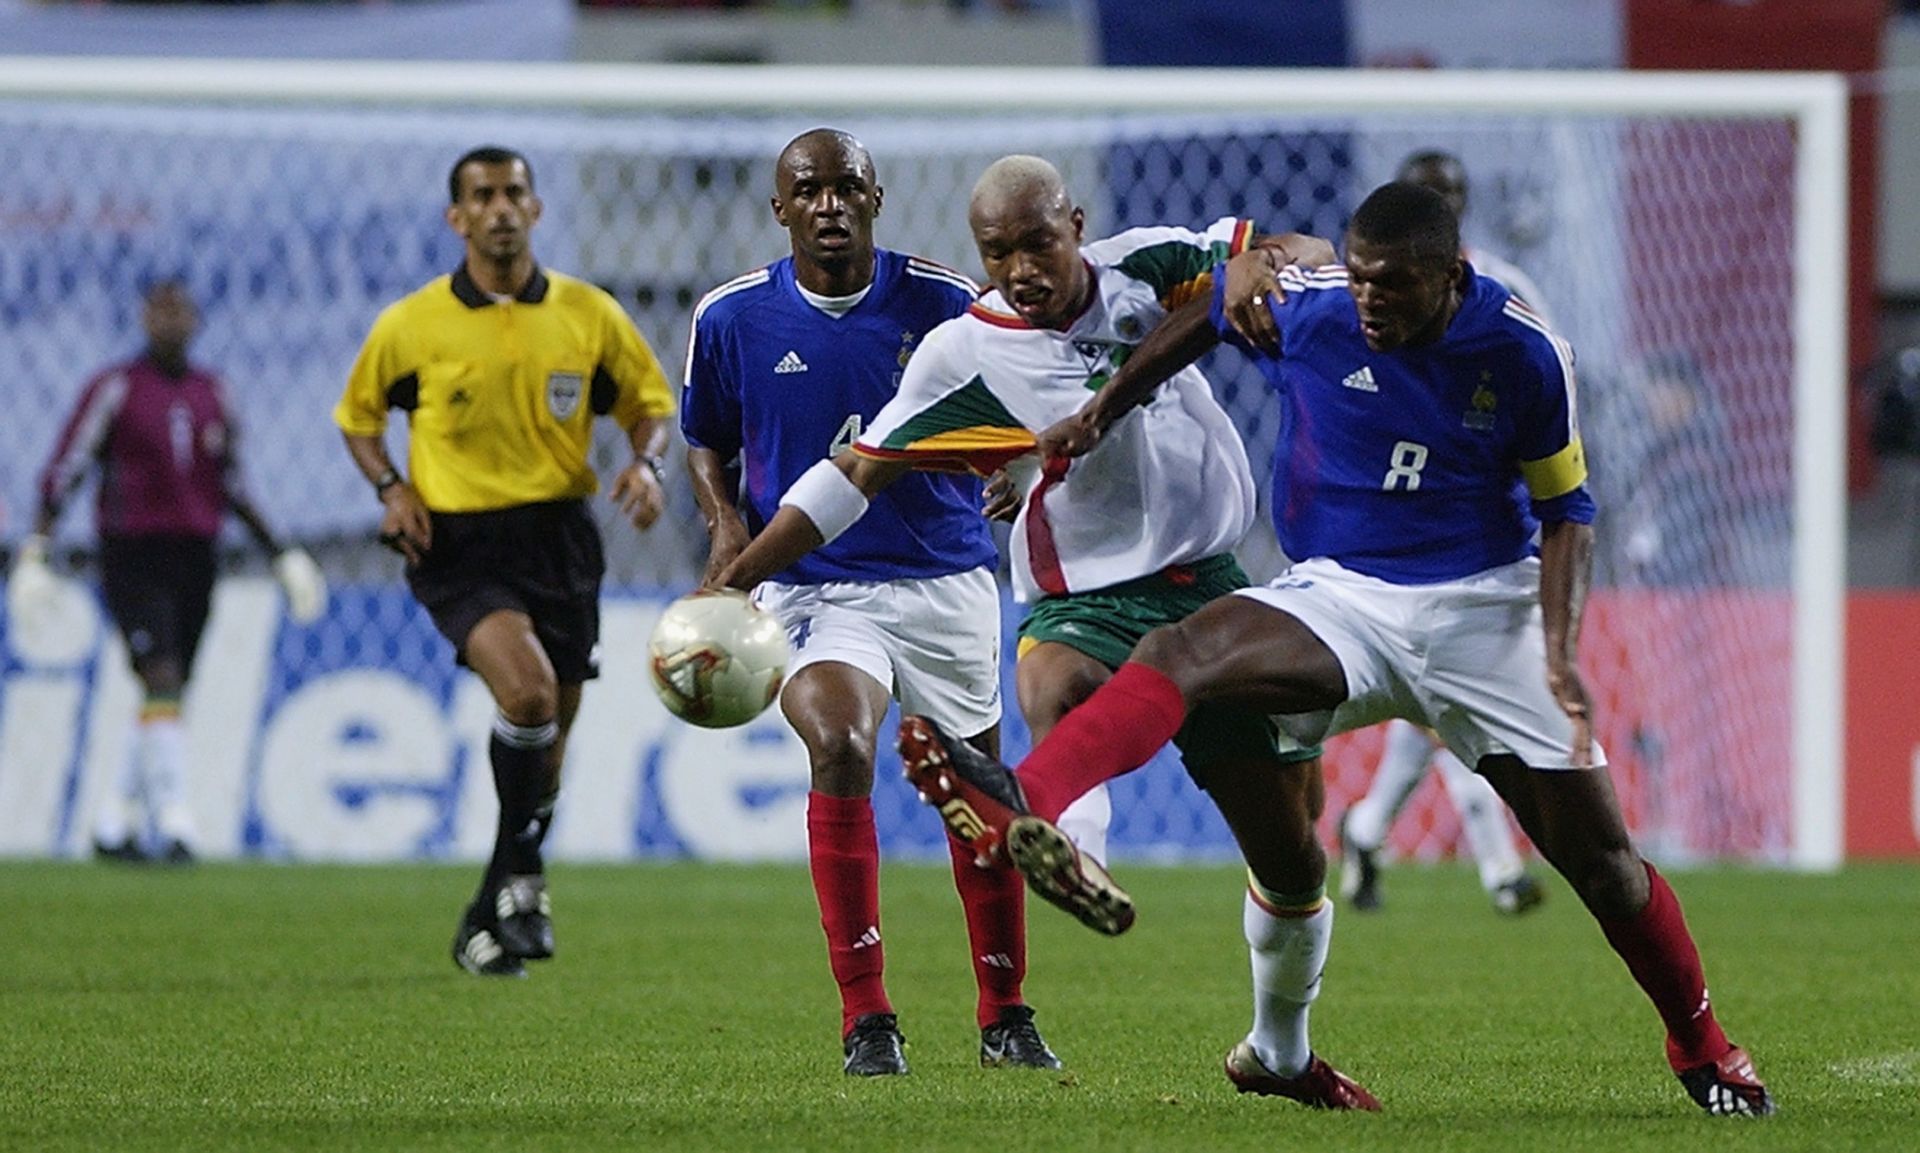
[1224,1042,1383,1111]
[1677,1046,1775,1116]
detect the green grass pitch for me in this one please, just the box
[10,859,1918,1151]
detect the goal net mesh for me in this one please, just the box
[0,95,1796,863]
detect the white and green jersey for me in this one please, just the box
[853,217,1259,602]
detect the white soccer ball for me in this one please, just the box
[648,590,791,729]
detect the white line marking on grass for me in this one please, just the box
[1829,1052,1920,1087]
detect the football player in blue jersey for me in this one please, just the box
[1338,148,1552,920]
[909,180,1773,1117]
[682,129,1062,1077]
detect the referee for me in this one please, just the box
[335,146,674,978]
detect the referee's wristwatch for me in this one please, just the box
[373,468,404,498]
[640,454,667,484]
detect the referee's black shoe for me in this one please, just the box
[493,875,554,960]
[452,910,526,978]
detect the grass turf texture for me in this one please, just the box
[11,860,1919,1151]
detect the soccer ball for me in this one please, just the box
[648,590,791,728]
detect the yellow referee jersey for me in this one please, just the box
[335,265,674,513]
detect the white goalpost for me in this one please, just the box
[0,59,1846,867]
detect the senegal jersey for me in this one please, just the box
[335,265,674,513]
[857,218,1259,603]
[1217,263,1596,584]
[682,249,995,586]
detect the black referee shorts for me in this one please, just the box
[100,534,218,676]
[406,500,605,683]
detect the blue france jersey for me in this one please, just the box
[1212,264,1597,584]
[683,249,997,585]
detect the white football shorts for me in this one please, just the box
[752,566,1003,738]
[1234,556,1608,771]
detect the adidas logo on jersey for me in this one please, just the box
[1342,366,1378,392]
[773,350,809,374]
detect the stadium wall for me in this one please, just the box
[3,580,1909,863]
[1845,593,1920,858]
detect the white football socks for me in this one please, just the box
[92,734,143,847]
[141,716,195,844]
[1434,749,1527,891]
[1055,782,1112,866]
[1346,718,1435,850]
[1243,892,1333,1077]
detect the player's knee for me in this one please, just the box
[1562,846,1644,918]
[494,678,558,728]
[1037,666,1107,727]
[805,725,877,793]
[1132,622,1210,686]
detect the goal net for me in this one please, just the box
[0,62,1844,866]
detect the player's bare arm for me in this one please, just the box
[609,416,669,530]
[1539,517,1597,768]
[342,430,431,564]
[712,449,910,591]
[687,444,752,585]
[225,491,283,555]
[1037,294,1220,461]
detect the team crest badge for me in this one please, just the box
[547,371,584,420]
[1463,380,1498,431]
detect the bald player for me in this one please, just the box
[715,155,1377,1109]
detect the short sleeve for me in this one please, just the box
[854,321,1034,474]
[1514,329,1589,505]
[334,305,408,436]
[1099,216,1255,316]
[680,307,743,460]
[597,294,675,427]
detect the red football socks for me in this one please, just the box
[1015,662,1188,822]
[807,791,892,1035]
[946,832,1027,1028]
[1598,860,1733,1071]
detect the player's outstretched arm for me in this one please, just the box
[1249,231,1337,269]
[1540,518,1597,768]
[1038,295,1221,460]
[711,450,911,592]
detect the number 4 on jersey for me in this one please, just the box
[1383,440,1428,491]
[830,413,863,456]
